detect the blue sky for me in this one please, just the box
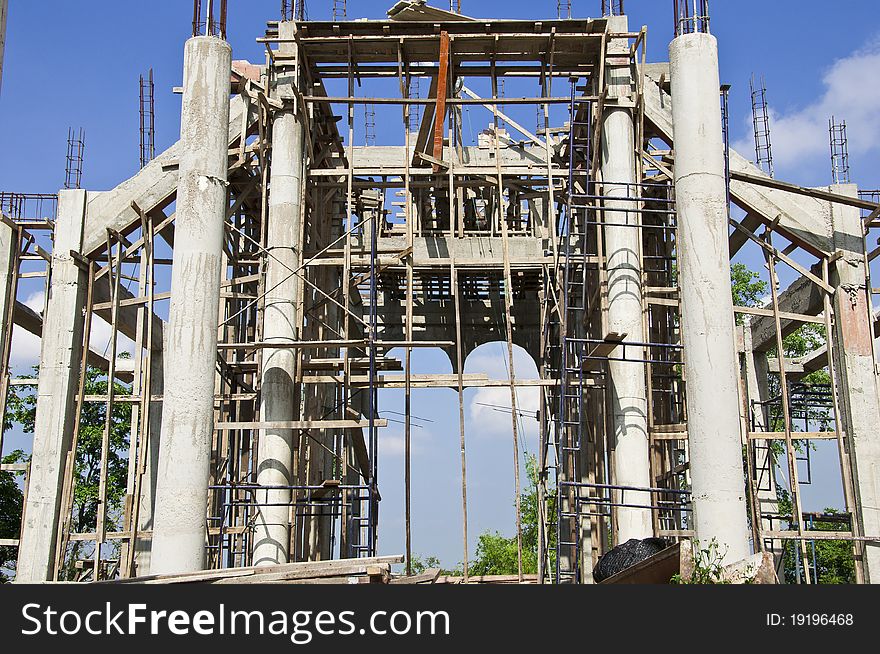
[1,1,878,567]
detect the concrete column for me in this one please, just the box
[601,15,652,543]
[15,190,87,582]
[829,185,880,582]
[253,25,305,566]
[0,217,17,371]
[0,0,7,96]
[149,36,232,575]
[669,32,751,564]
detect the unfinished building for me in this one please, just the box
[1,0,880,584]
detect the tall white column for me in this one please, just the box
[669,32,751,564]
[253,23,305,566]
[15,190,87,582]
[601,15,652,543]
[150,36,232,575]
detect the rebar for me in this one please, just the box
[750,75,774,177]
[829,116,851,184]
[674,0,709,36]
[192,0,228,38]
[602,0,624,16]
[65,127,85,190]
[139,69,155,170]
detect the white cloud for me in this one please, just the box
[732,38,880,177]
[463,341,541,442]
[89,316,136,358]
[9,329,42,372]
[23,290,45,314]
[469,385,540,443]
[7,289,136,374]
[379,425,431,457]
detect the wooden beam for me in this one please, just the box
[432,31,450,169]
[215,419,388,431]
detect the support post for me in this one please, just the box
[133,348,164,576]
[0,216,17,398]
[601,15,652,542]
[669,31,751,564]
[830,185,880,582]
[254,23,305,566]
[15,190,87,582]
[0,0,7,96]
[150,35,232,575]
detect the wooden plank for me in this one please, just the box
[764,531,880,542]
[103,555,404,584]
[650,422,687,434]
[215,419,388,431]
[460,85,546,149]
[391,568,442,584]
[748,431,841,441]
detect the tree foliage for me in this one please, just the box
[468,454,554,577]
[0,450,26,582]
[731,262,768,314]
[1,364,132,580]
[777,492,855,584]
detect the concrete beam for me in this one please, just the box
[749,272,825,353]
[15,190,88,582]
[642,72,833,255]
[0,216,16,383]
[91,276,165,351]
[12,299,136,384]
[83,93,251,257]
[669,33,751,565]
[150,36,232,576]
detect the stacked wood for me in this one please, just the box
[434,574,539,584]
[99,555,403,585]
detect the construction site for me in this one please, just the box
[0,0,879,586]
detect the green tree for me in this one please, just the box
[776,493,855,584]
[0,450,26,582]
[2,364,132,580]
[468,454,555,576]
[731,262,768,315]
